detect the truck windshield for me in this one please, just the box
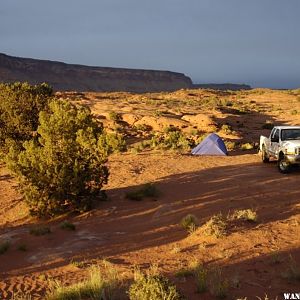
[281,129,300,141]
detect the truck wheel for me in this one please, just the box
[278,154,291,174]
[261,145,270,163]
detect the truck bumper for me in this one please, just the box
[286,155,300,164]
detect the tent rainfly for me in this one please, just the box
[191,133,228,156]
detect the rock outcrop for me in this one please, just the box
[0,53,193,93]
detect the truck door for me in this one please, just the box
[270,129,280,157]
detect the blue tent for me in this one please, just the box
[191,133,228,156]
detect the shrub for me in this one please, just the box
[0,241,10,254]
[17,244,27,252]
[108,111,121,122]
[220,124,232,134]
[129,269,181,300]
[231,209,257,222]
[180,214,198,233]
[150,131,191,151]
[98,132,126,154]
[60,221,76,231]
[126,183,160,201]
[0,82,53,153]
[6,100,110,217]
[224,141,237,151]
[240,143,254,151]
[30,226,51,236]
[203,213,227,238]
[262,122,273,130]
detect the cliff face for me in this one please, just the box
[0,53,192,92]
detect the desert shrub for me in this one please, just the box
[129,268,181,300]
[0,241,10,254]
[220,124,233,134]
[108,111,121,122]
[17,243,27,252]
[230,209,257,222]
[203,213,227,238]
[180,214,198,233]
[133,124,150,132]
[0,82,53,153]
[126,183,159,201]
[60,221,76,231]
[224,141,237,151]
[6,100,109,217]
[47,265,115,300]
[240,143,254,151]
[262,122,273,130]
[291,110,298,115]
[30,226,51,236]
[150,131,191,151]
[99,132,126,153]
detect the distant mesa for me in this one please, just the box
[0,53,251,92]
[0,53,192,93]
[193,83,251,91]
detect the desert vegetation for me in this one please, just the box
[0,86,300,299]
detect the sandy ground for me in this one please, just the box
[0,89,300,299]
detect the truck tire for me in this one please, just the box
[261,145,270,163]
[278,153,291,174]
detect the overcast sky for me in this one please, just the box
[1,0,300,88]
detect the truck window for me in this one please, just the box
[273,129,280,141]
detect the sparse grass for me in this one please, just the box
[209,267,229,299]
[70,259,87,269]
[12,292,33,300]
[175,268,193,278]
[0,241,10,255]
[170,245,181,254]
[17,243,27,252]
[126,183,160,201]
[60,221,76,231]
[180,214,198,233]
[282,255,300,282]
[203,213,227,238]
[269,251,282,265]
[129,267,181,300]
[194,263,208,293]
[230,209,257,222]
[47,265,116,300]
[29,226,51,236]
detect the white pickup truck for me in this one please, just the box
[260,126,300,173]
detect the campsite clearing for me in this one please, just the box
[0,88,300,299]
